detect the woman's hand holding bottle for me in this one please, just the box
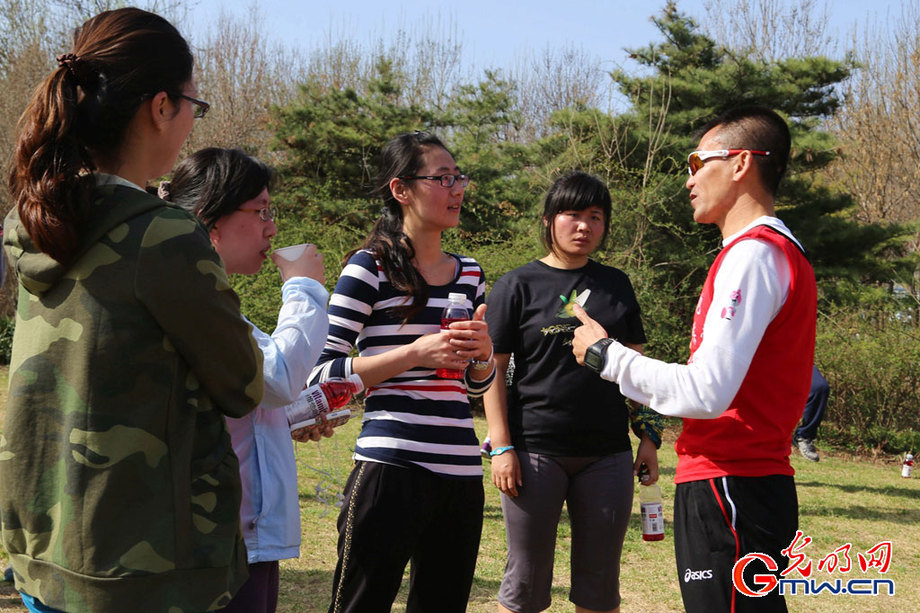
[291,421,337,442]
[447,304,492,363]
[404,304,491,374]
[407,330,470,371]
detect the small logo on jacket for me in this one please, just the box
[721,289,742,320]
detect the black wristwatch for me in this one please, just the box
[584,338,615,373]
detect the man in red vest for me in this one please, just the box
[572,106,817,613]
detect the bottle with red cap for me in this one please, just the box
[436,292,470,379]
[902,452,914,478]
[286,373,363,439]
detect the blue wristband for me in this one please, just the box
[489,445,515,457]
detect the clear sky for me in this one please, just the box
[185,0,903,74]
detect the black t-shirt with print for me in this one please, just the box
[486,259,646,456]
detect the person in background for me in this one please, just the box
[484,171,663,613]
[572,106,817,613]
[1,9,263,613]
[794,365,829,462]
[162,147,332,613]
[309,131,495,613]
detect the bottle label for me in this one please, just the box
[441,315,468,330]
[285,386,331,430]
[641,501,665,536]
[439,286,470,377]
[438,315,470,378]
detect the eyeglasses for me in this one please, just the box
[398,174,470,188]
[176,93,210,119]
[687,149,771,176]
[238,206,276,222]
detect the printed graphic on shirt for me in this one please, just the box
[540,323,578,346]
[555,288,591,318]
[545,288,592,346]
[720,289,742,320]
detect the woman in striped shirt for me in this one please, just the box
[310,131,496,613]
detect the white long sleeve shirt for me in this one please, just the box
[599,216,801,419]
[227,276,329,563]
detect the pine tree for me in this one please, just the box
[528,4,913,358]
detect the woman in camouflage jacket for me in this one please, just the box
[1,9,263,613]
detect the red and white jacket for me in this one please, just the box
[599,216,817,483]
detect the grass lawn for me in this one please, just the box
[1,375,918,612]
[285,412,919,613]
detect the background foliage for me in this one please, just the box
[0,0,917,453]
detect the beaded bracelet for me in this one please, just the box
[489,445,514,457]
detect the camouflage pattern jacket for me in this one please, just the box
[0,178,264,613]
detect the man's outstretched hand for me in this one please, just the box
[572,303,609,366]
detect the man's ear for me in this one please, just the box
[732,150,757,182]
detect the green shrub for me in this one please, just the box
[0,316,13,365]
[816,305,920,453]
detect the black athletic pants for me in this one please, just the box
[674,475,798,613]
[327,461,484,613]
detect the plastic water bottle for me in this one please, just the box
[436,292,470,379]
[286,373,363,435]
[902,452,914,478]
[639,483,665,541]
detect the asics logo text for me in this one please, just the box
[685,568,714,582]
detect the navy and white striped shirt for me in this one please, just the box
[310,249,494,479]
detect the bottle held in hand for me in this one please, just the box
[638,464,665,541]
[436,292,470,380]
[287,374,363,440]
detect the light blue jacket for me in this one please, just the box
[226,276,329,563]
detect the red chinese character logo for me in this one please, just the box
[780,530,813,578]
[817,543,852,574]
[857,542,892,574]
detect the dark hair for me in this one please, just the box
[162,148,274,228]
[350,131,451,323]
[698,106,791,195]
[541,171,612,253]
[8,8,193,264]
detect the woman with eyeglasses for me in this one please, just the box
[309,131,494,612]
[160,147,330,613]
[483,172,662,613]
[1,9,263,613]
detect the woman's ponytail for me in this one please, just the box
[10,61,94,262]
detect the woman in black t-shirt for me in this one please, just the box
[483,172,663,613]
